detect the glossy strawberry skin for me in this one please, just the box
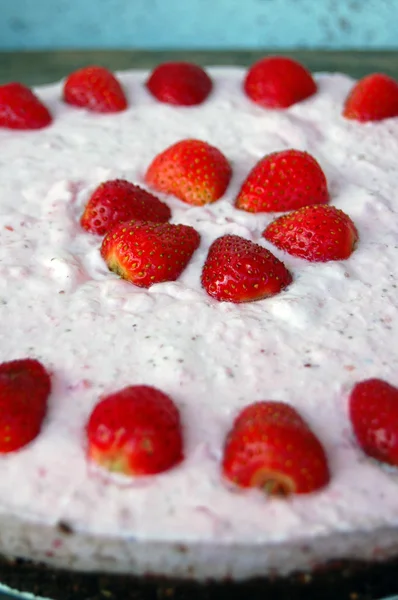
[349,379,398,466]
[343,73,398,122]
[145,139,232,206]
[0,359,51,453]
[263,204,358,262]
[232,401,307,433]
[63,66,127,113]
[201,234,292,303]
[0,83,52,130]
[223,401,330,495]
[146,62,212,106]
[236,149,329,213]
[81,179,171,236]
[87,385,183,476]
[101,220,200,288]
[244,56,317,109]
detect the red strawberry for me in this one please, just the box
[145,139,232,206]
[349,379,398,466]
[101,220,200,288]
[0,359,51,453]
[235,149,328,213]
[244,56,317,109]
[86,385,183,476]
[343,73,398,122]
[146,62,212,106]
[263,204,358,262]
[222,401,330,495]
[201,234,292,303]
[0,83,52,130]
[63,66,127,113]
[81,179,171,236]
[232,401,307,433]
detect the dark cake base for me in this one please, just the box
[1,556,398,600]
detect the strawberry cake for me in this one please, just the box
[1,58,398,599]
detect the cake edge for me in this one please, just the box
[2,553,398,600]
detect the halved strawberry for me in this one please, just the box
[232,401,307,433]
[0,83,52,130]
[235,149,328,213]
[87,385,183,476]
[343,73,398,122]
[0,359,51,453]
[63,66,127,113]
[263,204,358,262]
[244,56,317,109]
[145,139,232,206]
[81,179,171,236]
[222,401,330,495]
[146,62,212,106]
[201,234,292,303]
[101,220,200,288]
[349,379,398,466]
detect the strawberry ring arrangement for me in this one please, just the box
[1,56,398,599]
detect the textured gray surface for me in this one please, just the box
[1,50,398,86]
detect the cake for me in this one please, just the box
[1,58,398,599]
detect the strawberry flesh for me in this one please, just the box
[146,62,212,106]
[81,179,171,236]
[101,220,200,288]
[0,359,51,453]
[244,56,317,109]
[201,234,292,303]
[63,65,127,113]
[264,204,358,262]
[223,401,330,495]
[0,83,52,130]
[236,149,328,213]
[349,379,398,466]
[86,385,183,476]
[145,139,232,206]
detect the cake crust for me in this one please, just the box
[2,555,398,600]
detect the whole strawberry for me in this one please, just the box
[201,234,292,303]
[63,66,127,113]
[81,179,171,236]
[145,139,232,206]
[235,149,328,213]
[264,204,358,262]
[223,401,330,495]
[101,220,200,288]
[0,359,51,453]
[244,56,317,109]
[86,385,183,476]
[146,62,212,106]
[349,379,398,466]
[0,83,52,130]
[343,73,398,122]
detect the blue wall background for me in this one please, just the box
[1,0,396,50]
